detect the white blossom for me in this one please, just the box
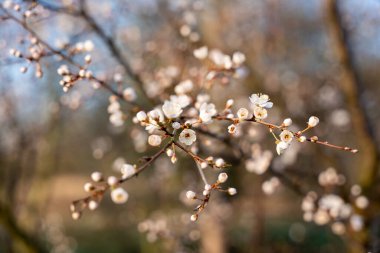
[218,172,228,183]
[253,106,268,120]
[172,122,181,129]
[175,79,193,94]
[249,94,273,108]
[280,130,294,144]
[308,116,319,127]
[179,129,196,145]
[123,87,137,101]
[232,51,246,66]
[170,94,191,108]
[109,111,124,126]
[186,191,196,199]
[121,164,135,179]
[228,187,237,195]
[283,118,292,127]
[276,141,289,155]
[111,187,129,204]
[162,100,183,119]
[299,136,306,142]
[199,103,217,123]
[148,135,162,146]
[215,158,225,167]
[88,200,99,210]
[107,176,119,186]
[237,108,249,120]
[136,111,147,122]
[193,46,208,59]
[84,182,94,192]
[91,171,103,182]
[228,124,236,134]
[190,214,198,221]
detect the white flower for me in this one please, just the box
[107,176,119,186]
[136,111,147,122]
[249,94,273,108]
[186,191,196,199]
[226,99,234,108]
[228,124,236,134]
[88,200,99,210]
[204,184,212,191]
[175,79,193,94]
[172,122,181,129]
[148,109,164,123]
[84,182,94,192]
[308,116,319,127]
[218,172,228,183]
[170,94,191,108]
[228,187,237,195]
[148,135,162,146]
[276,141,289,155]
[253,106,268,120]
[193,46,208,59]
[199,103,217,123]
[196,94,210,105]
[72,212,81,220]
[279,130,294,144]
[84,40,94,51]
[110,111,124,126]
[299,136,306,142]
[215,158,225,167]
[121,164,135,179]
[111,187,129,204]
[237,108,249,120]
[222,55,233,69]
[232,51,246,66]
[283,118,292,127]
[57,65,69,75]
[162,100,183,119]
[179,129,196,145]
[91,171,103,182]
[209,49,226,66]
[107,101,120,113]
[190,214,198,221]
[122,87,137,101]
[2,0,12,9]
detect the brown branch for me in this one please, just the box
[71,140,173,214]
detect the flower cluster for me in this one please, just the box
[70,169,132,219]
[301,168,369,235]
[185,172,236,221]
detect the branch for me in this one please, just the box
[71,140,173,216]
[1,6,142,109]
[36,0,154,105]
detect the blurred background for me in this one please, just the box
[1,0,380,252]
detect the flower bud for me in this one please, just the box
[186,191,196,199]
[228,187,237,195]
[91,171,103,182]
[218,172,228,183]
[136,111,147,122]
[148,135,162,146]
[308,116,319,127]
[283,118,292,127]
